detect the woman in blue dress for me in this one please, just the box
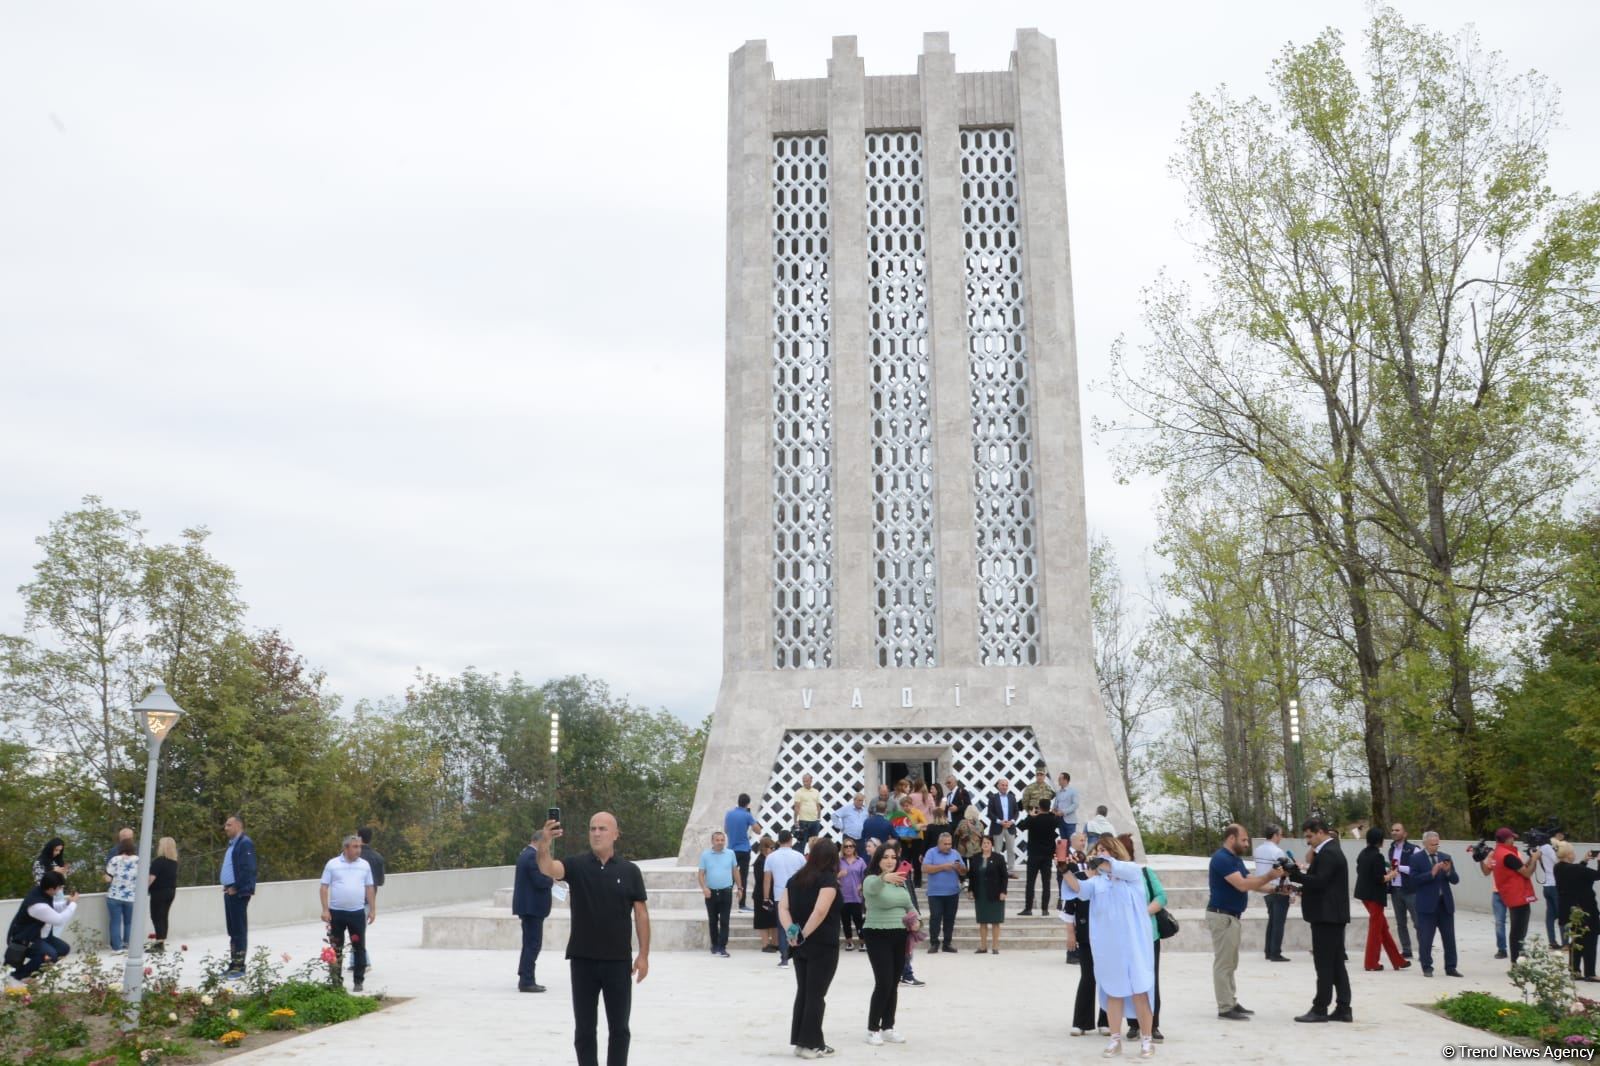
[1063,834,1156,1059]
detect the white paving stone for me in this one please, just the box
[110,903,1547,1063]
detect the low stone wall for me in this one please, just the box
[0,865,515,947]
[1331,837,1576,917]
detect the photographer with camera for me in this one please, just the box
[1469,838,1508,958]
[1207,824,1288,1021]
[1486,828,1538,965]
[1282,819,1352,1023]
[1538,830,1567,950]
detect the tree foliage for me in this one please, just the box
[1107,7,1599,835]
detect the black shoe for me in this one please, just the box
[352,980,364,993]
[1233,1004,1255,1015]
[941,944,956,953]
[1495,950,1508,959]
[1127,1025,1140,1039]
[1401,951,1412,959]
[1218,1007,1249,1021]
[1018,908,1034,915]
[1294,1010,1330,1023]
[518,983,546,993]
[1066,950,1080,964]
[1331,1008,1353,1023]
[1151,1029,1164,1043]
[1267,955,1292,962]
[1445,969,1464,977]
[1422,969,1434,977]
[900,975,925,986]
[763,945,779,953]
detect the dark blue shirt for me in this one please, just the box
[1208,847,1249,914]
[723,807,757,852]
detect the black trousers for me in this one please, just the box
[1390,887,1418,954]
[790,944,840,1050]
[1263,893,1289,958]
[327,908,368,981]
[927,894,958,947]
[1310,922,1351,1012]
[734,851,751,905]
[1508,904,1532,963]
[1416,908,1457,974]
[862,928,907,1032]
[150,894,175,942]
[841,902,865,940]
[1024,855,1053,909]
[518,915,544,985]
[704,887,732,950]
[223,890,250,968]
[1129,940,1163,1033]
[1072,928,1109,1032]
[570,958,632,1066]
[1570,907,1599,978]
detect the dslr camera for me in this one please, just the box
[1468,840,1493,864]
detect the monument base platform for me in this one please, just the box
[420,855,1327,954]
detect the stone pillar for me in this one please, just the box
[828,36,873,670]
[1011,28,1091,670]
[725,40,775,673]
[919,31,979,668]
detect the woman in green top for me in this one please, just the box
[861,842,917,1045]
[1129,841,1167,1044]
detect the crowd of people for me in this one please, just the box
[6,819,387,991]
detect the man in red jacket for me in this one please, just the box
[1488,828,1538,965]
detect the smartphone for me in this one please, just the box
[548,807,561,823]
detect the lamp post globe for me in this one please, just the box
[122,683,185,1022]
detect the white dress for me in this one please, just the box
[1070,858,1156,1002]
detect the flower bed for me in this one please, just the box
[0,935,384,1065]
[1437,991,1598,1050]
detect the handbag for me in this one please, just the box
[1144,867,1179,940]
[4,936,29,969]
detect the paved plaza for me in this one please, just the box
[117,900,1542,1063]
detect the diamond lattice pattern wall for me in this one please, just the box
[760,726,1045,829]
[866,131,939,668]
[771,135,835,669]
[960,128,1041,666]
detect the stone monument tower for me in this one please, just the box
[679,29,1138,862]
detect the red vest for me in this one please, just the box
[1491,843,1536,907]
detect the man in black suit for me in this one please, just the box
[1408,831,1463,978]
[513,829,555,992]
[1286,818,1352,1023]
[987,778,1022,875]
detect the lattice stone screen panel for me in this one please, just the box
[771,135,835,669]
[759,726,1044,833]
[866,131,939,668]
[960,127,1041,666]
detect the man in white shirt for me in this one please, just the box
[1253,825,1292,962]
[6,872,78,984]
[763,829,808,969]
[319,835,376,992]
[1540,832,1566,948]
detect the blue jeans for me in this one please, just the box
[1493,892,1507,953]
[1058,821,1077,841]
[106,897,133,951]
[1545,885,1566,947]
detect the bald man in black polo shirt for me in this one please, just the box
[538,814,651,1066]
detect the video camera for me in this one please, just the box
[1468,840,1493,864]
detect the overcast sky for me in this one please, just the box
[2,2,1596,722]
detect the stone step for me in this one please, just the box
[423,903,1323,955]
[490,875,1211,910]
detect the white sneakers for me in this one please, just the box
[1102,1036,1123,1058]
[865,1031,884,1046]
[882,1030,906,1044]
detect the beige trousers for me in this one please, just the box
[1207,910,1242,1010]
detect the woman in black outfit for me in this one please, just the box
[1554,841,1600,980]
[1064,835,1108,1037]
[148,836,180,949]
[780,839,842,1059]
[752,837,779,951]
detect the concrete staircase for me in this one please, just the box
[421,854,1325,954]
